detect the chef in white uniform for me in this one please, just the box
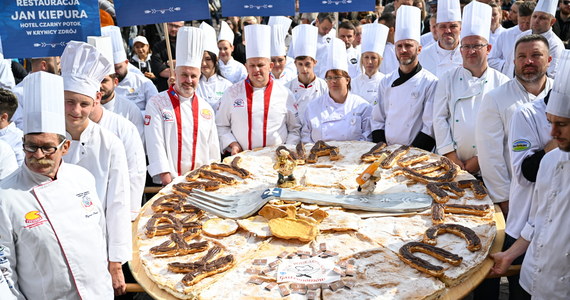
[218,21,248,84]
[502,0,565,78]
[285,24,328,124]
[378,13,399,75]
[314,13,337,79]
[0,71,113,299]
[433,2,510,175]
[88,36,147,221]
[488,1,533,72]
[269,19,296,84]
[372,6,438,151]
[0,89,23,165]
[145,26,221,186]
[217,24,301,155]
[0,139,17,179]
[197,22,232,111]
[351,23,389,106]
[475,34,553,217]
[60,41,131,295]
[102,26,159,115]
[418,0,463,78]
[490,66,570,298]
[302,37,371,143]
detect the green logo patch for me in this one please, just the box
[512,139,531,152]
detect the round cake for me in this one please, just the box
[134,141,498,299]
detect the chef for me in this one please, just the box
[475,34,553,219]
[314,13,337,78]
[372,5,438,151]
[217,21,248,84]
[0,71,113,299]
[269,17,296,84]
[285,24,328,124]
[351,22,389,106]
[301,38,371,143]
[197,22,232,110]
[0,139,17,179]
[490,56,570,298]
[60,41,131,295]
[145,26,221,186]
[216,24,301,155]
[102,26,159,115]
[418,0,463,78]
[433,2,510,175]
[502,0,565,78]
[88,36,147,221]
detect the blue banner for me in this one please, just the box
[0,0,100,59]
[221,0,295,17]
[115,0,210,27]
[299,0,375,13]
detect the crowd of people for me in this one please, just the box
[0,0,569,299]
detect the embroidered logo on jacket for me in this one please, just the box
[144,115,151,125]
[77,191,98,217]
[233,99,244,107]
[512,139,531,152]
[201,109,213,120]
[162,110,175,122]
[24,210,47,229]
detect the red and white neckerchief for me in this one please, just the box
[244,77,274,150]
[167,86,200,175]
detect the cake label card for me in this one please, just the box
[277,257,340,284]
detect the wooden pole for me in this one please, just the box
[162,23,175,85]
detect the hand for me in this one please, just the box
[168,76,176,87]
[160,172,173,186]
[498,201,509,219]
[229,142,243,155]
[144,71,156,80]
[444,151,465,169]
[489,251,514,276]
[544,139,558,153]
[108,261,126,296]
[464,156,480,174]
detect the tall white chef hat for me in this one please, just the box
[61,41,113,100]
[22,71,65,136]
[176,26,204,69]
[460,1,492,42]
[291,24,318,59]
[437,0,462,23]
[218,21,234,44]
[199,22,219,57]
[361,23,389,56]
[546,50,570,118]
[326,38,348,72]
[245,24,271,59]
[395,5,422,43]
[87,36,114,75]
[268,16,293,31]
[270,24,288,57]
[535,0,557,17]
[100,25,127,64]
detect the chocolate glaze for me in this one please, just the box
[381,145,410,169]
[424,224,482,251]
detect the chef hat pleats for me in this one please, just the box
[245,24,271,60]
[437,0,462,23]
[546,50,570,118]
[291,24,318,59]
[460,1,492,42]
[87,36,115,75]
[100,25,127,64]
[176,26,204,69]
[218,21,234,44]
[395,5,422,43]
[200,22,220,57]
[271,24,288,57]
[361,23,389,56]
[22,71,66,136]
[535,0,557,17]
[327,38,349,73]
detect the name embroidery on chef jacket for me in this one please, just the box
[77,191,98,218]
[23,210,48,229]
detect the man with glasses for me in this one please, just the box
[151,21,185,91]
[0,71,113,299]
[418,0,463,77]
[433,2,509,176]
[371,5,438,151]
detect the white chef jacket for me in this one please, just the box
[102,93,145,142]
[351,72,386,105]
[271,68,297,86]
[115,71,159,115]
[0,139,17,180]
[488,25,523,72]
[0,265,16,300]
[216,79,301,150]
[418,42,463,78]
[475,77,553,203]
[420,32,436,48]
[197,74,233,111]
[489,26,506,50]
[285,77,328,124]
[219,58,248,84]
[64,121,132,263]
[379,43,399,75]
[502,29,565,78]
[433,67,509,160]
[145,90,221,182]
[519,149,570,299]
[9,82,24,130]
[0,122,23,165]
[98,108,146,221]
[506,98,551,238]
[0,162,113,300]
[315,33,334,78]
[372,67,438,146]
[0,58,15,90]
[302,92,372,143]
[347,47,362,79]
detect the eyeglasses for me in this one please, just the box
[563,1,570,5]
[460,44,488,51]
[325,76,345,82]
[23,139,66,155]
